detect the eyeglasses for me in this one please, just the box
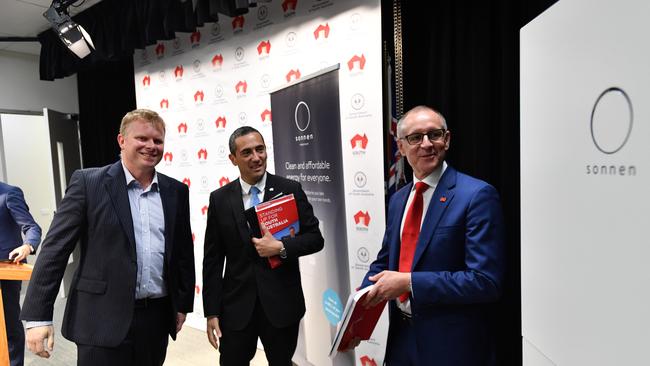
[401,129,447,145]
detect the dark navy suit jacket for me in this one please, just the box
[0,182,41,259]
[20,161,195,347]
[361,166,505,366]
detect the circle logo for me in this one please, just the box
[260,74,271,89]
[357,247,370,263]
[351,93,365,110]
[590,87,633,154]
[238,112,248,125]
[285,32,297,47]
[257,5,269,21]
[234,47,245,62]
[211,23,221,36]
[354,171,367,188]
[193,59,201,73]
[214,85,224,98]
[294,101,311,132]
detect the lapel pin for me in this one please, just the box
[439,196,447,202]
[269,187,274,191]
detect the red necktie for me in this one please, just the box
[398,182,429,302]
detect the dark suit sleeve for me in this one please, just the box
[411,185,505,305]
[280,181,324,259]
[175,184,195,314]
[202,192,226,318]
[21,170,87,321]
[6,187,42,249]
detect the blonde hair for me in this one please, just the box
[119,109,166,136]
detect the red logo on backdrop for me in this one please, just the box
[201,205,208,215]
[211,54,223,67]
[155,43,165,57]
[286,69,301,82]
[195,285,200,294]
[313,23,330,39]
[215,116,227,129]
[174,65,184,78]
[178,122,188,134]
[235,80,248,94]
[194,90,205,102]
[260,109,272,122]
[192,232,195,243]
[360,356,377,366]
[190,31,201,45]
[197,148,208,160]
[347,54,366,71]
[282,0,297,12]
[354,211,371,227]
[257,40,271,55]
[160,99,169,109]
[351,134,369,149]
[182,178,191,187]
[142,75,151,86]
[232,16,245,30]
[163,152,173,162]
[219,177,230,187]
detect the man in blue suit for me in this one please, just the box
[0,181,42,366]
[352,106,505,365]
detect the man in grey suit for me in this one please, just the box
[0,181,41,366]
[20,109,195,366]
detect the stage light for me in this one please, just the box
[43,0,94,58]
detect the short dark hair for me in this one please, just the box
[229,126,265,154]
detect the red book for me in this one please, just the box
[245,194,300,269]
[328,285,387,357]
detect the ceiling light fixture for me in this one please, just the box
[43,0,94,58]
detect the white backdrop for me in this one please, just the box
[521,0,650,364]
[133,1,387,365]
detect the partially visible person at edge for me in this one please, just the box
[0,181,42,366]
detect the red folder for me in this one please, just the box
[329,285,387,357]
[245,194,300,269]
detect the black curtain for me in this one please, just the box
[395,0,557,364]
[77,57,136,168]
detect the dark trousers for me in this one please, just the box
[76,297,171,366]
[384,311,417,366]
[1,280,24,366]
[220,297,299,366]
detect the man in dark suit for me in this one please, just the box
[20,109,195,366]
[350,106,505,365]
[0,181,41,366]
[203,126,324,366]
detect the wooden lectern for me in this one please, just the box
[0,262,32,366]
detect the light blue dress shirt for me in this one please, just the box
[122,163,167,300]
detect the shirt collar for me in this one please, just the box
[121,160,159,190]
[412,161,447,190]
[239,172,267,196]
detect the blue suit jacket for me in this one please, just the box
[361,166,505,366]
[0,182,41,260]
